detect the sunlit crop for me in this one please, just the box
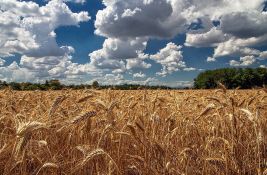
[0,88,267,174]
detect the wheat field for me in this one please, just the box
[0,88,267,175]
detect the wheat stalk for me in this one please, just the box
[71,111,97,124]
[49,95,66,116]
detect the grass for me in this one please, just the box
[0,88,267,174]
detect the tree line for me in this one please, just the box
[194,68,267,89]
[0,80,171,91]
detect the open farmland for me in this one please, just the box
[0,89,267,175]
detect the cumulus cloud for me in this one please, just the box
[205,11,267,60]
[150,43,197,76]
[182,0,267,62]
[133,72,146,78]
[64,0,86,4]
[185,28,227,47]
[126,57,151,70]
[0,0,90,58]
[201,33,267,61]
[0,62,34,82]
[88,37,154,74]
[95,0,186,39]
[221,11,267,39]
[260,51,267,59]
[214,43,261,58]
[90,75,160,86]
[89,38,147,61]
[96,0,264,39]
[207,57,216,62]
[229,56,257,67]
[89,55,125,71]
[0,58,5,66]
[0,0,95,83]
[121,8,142,18]
[88,37,150,72]
[183,67,197,71]
[92,0,266,76]
[88,74,125,86]
[0,55,101,83]
[229,49,267,67]
[150,43,185,76]
[88,40,195,76]
[1,0,267,85]
[46,0,86,4]
[180,0,264,20]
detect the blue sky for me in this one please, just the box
[0,0,267,87]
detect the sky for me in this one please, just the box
[0,0,267,87]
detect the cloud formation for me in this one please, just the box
[0,0,266,86]
[0,0,94,83]
[133,72,146,78]
[150,43,188,76]
[230,56,257,67]
[91,0,266,76]
[0,58,5,66]
[95,0,186,39]
[183,2,267,63]
[0,0,90,58]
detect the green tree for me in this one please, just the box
[9,82,22,90]
[49,80,63,90]
[92,81,99,89]
[194,68,267,89]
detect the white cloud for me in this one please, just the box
[89,74,124,85]
[122,8,142,18]
[183,67,197,71]
[126,57,151,70]
[93,0,266,75]
[229,56,256,67]
[207,57,216,62]
[0,58,5,66]
[46,0,86,4]
[89,38,147,61]
[185,28,227,47]
[0,61,34,82]
[0,55,101,83]
[175,81,194,88]
[89,54,125,70]
[229,60,240,67]
[182,1,267,62]
[95,0,186,39]
[88,74,163,86]
[0,0,94,83]
[133,72,146,78]
[89,40,195,76]
[88,37,151,73]
[0,0,90,58]
[64,0,86,4]
[207,11,267,61]
[150,43,189,76]
[214,43,261,58]
[260,51,267,59]
[178,0,264,20]
[1,0,267,84]
[221,11,267,38]
[198,32,267,61]
[95,0,263,39]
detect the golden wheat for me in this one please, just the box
[0,89,266,174]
